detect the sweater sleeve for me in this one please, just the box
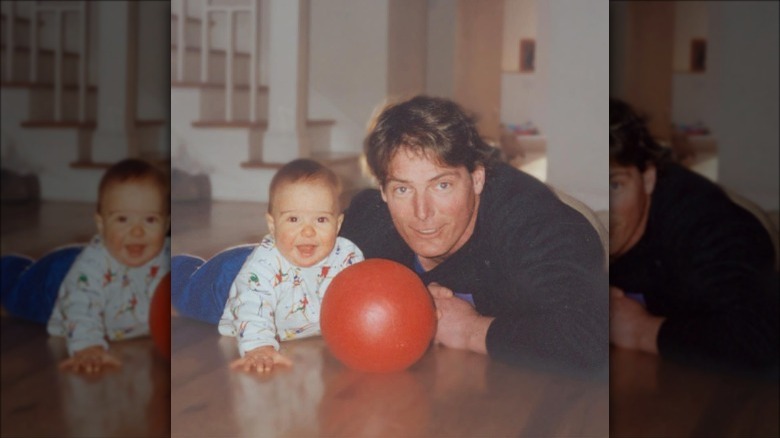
[655,207,778,370]
[484,200,609,373]
[218,245,283,356]
[47,242,110,356]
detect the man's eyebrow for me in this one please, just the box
[609,170,630,178]
[387,171,460,184]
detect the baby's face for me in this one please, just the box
[266,181,343,268]
[96,178,169,267]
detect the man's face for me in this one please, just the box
[266,181,343,268]
[381,148,484,270]
[96,179,169,267]
[608,163,656,259]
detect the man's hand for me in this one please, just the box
[59,345,122,374]
[609,286,664,354]
[428,283,494,355]
[230,345,292,373]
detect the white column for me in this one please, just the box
[534,0,609,211]
[92,1,139,163]
[262,0,310,163]
[707,2,779,211]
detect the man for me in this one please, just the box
[340,95,607,372]
[608,98,778,372]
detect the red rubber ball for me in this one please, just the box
[320,259,436,373]
[149,272,171,360]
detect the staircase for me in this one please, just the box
[170,0,369,203]
[1,1,167,202]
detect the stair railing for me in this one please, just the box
[3,1,16,82]
[29,0,88,122]
[200,0,259,123]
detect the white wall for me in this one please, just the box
[707,1,779,210]
[137,1,169,122]
[500,0,538,126]
[388,0,427,99]
[308,0,389,154]
[670,2,709,127]
[426,0,456,98]
[502,0,535,72]
[535,0,608,211]
[673,2,708,72]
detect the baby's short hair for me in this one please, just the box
[268,159,341,213]
[97,158,170,213]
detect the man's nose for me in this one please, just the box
[414,193,431,221]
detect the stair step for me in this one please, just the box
[1,81,97,91]
[192,119,335,129]
[0,45,81,59]
[20,119,166,129]
[0,13,42,26]
[241,152,360,169]
[70,157,171,170]
[20,120,96,129]
[170,13,214,26]
[171,80,267,92]
[171,44,252,59]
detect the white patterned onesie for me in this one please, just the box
[218,234,363,356]
[47,235,171,356]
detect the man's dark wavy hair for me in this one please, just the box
[364,95,500,186]
[609,98,672,172]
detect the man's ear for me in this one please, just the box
[380,185,388,203]
[94,213,104,236]
[472,165,486,195]
[265,213,275,235]
[642,164,657,195]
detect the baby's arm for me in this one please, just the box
[54,255,122,373]
[223,255,291,372]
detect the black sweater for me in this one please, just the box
[610,164,778,371]
[340,162,608,372]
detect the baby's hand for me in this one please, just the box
[59,345,122,374]
[231,345,292,374]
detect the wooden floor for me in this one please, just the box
[172,316,608,437]
[610,347,779,437]
[1,201,97,258]
[171,200,269,259]
[4,199,778,437]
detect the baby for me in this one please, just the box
[47,158,171,373]
[218,159,363,373]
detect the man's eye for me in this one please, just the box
[609,181,621,190]
[394,186,408,194]
[437,182,451,190]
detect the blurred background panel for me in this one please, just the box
[610,1,779,224]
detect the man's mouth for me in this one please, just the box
[412,226,441,237]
